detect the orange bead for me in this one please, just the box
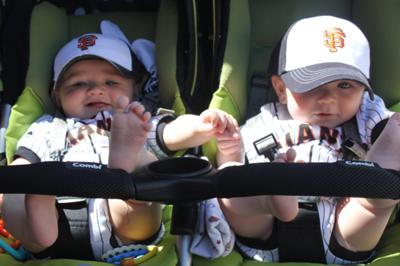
[121,257,137,266]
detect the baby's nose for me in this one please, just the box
[316,89,337,104]
[317,96,336,105]
[88,84,105,95]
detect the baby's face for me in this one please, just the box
[54,59,136,119]
[285,80,365,128]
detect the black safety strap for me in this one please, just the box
[246,38,282,118]
[371,118,389,144]
[33,197,93,260]
[247,74,273,119]
[277,202,326,263]
[341,117,367,160]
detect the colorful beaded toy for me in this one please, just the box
[0,219,29,260]
[102,244,158,265]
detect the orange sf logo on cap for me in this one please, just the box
[324,28,346,52]
[77,35,98,51]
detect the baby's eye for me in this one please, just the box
[63,81,89,92]
[105,80,118,86]
[72,81,89,88]
[337,82,352,89]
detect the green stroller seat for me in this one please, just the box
[0,0,200,265]
[196,0,400,265]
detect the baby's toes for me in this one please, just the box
[129,101,145,116]
[114,96,130,113]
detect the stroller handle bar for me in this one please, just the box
[1,157,400,203]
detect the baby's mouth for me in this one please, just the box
[316,113,330,116]
[315,112,334,117]
[86,102,110,109]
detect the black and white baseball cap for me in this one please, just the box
[53,33,133,89]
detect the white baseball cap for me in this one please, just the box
[53,33,133,89]
[278,15,373,98]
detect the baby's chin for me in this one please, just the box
[315,122,342,129]
[307,116,345,129]
[306,119,342,129]
[77,108,112,119]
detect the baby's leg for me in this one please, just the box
[109,96,151,173]
[3,194,58,253]
[108,96,161,244]
[367,112,400,171]
[220,149,298,240]
[3,158,58,253]
[335,113,400,252]
[220,195,298,240]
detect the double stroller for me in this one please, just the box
[0,0,400,265]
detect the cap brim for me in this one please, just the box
[53,55,130,90]
[281,63,373,99]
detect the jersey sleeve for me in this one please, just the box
[14,114,55,162]
[356,93,393,145]
[146,113,176,159]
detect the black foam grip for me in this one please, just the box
[214,161,400,199]
[0,162,135,199]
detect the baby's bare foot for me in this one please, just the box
[109,96,151,172]
[367,113,400,171]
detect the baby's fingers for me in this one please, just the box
[210,110,227,132]
[273,148,297,162]
[128,101,145,114]
[217,139,242,153]
[285,148,297,162]
[226,115,239,133]
[216,131,241,140]
[214,111,238,134]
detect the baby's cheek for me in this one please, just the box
[287,104,308,122]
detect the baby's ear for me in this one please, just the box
[271,75,287,104]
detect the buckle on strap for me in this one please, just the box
[342,139,367,160]
[253,134,280,161]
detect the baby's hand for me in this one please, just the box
[162,109,242,154]
[199,109,244,165]
[199,109,239,136]
[216,132,244,166]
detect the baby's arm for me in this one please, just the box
[3,158,58,253]
[208,110,243,166]
[162,109,243,166]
